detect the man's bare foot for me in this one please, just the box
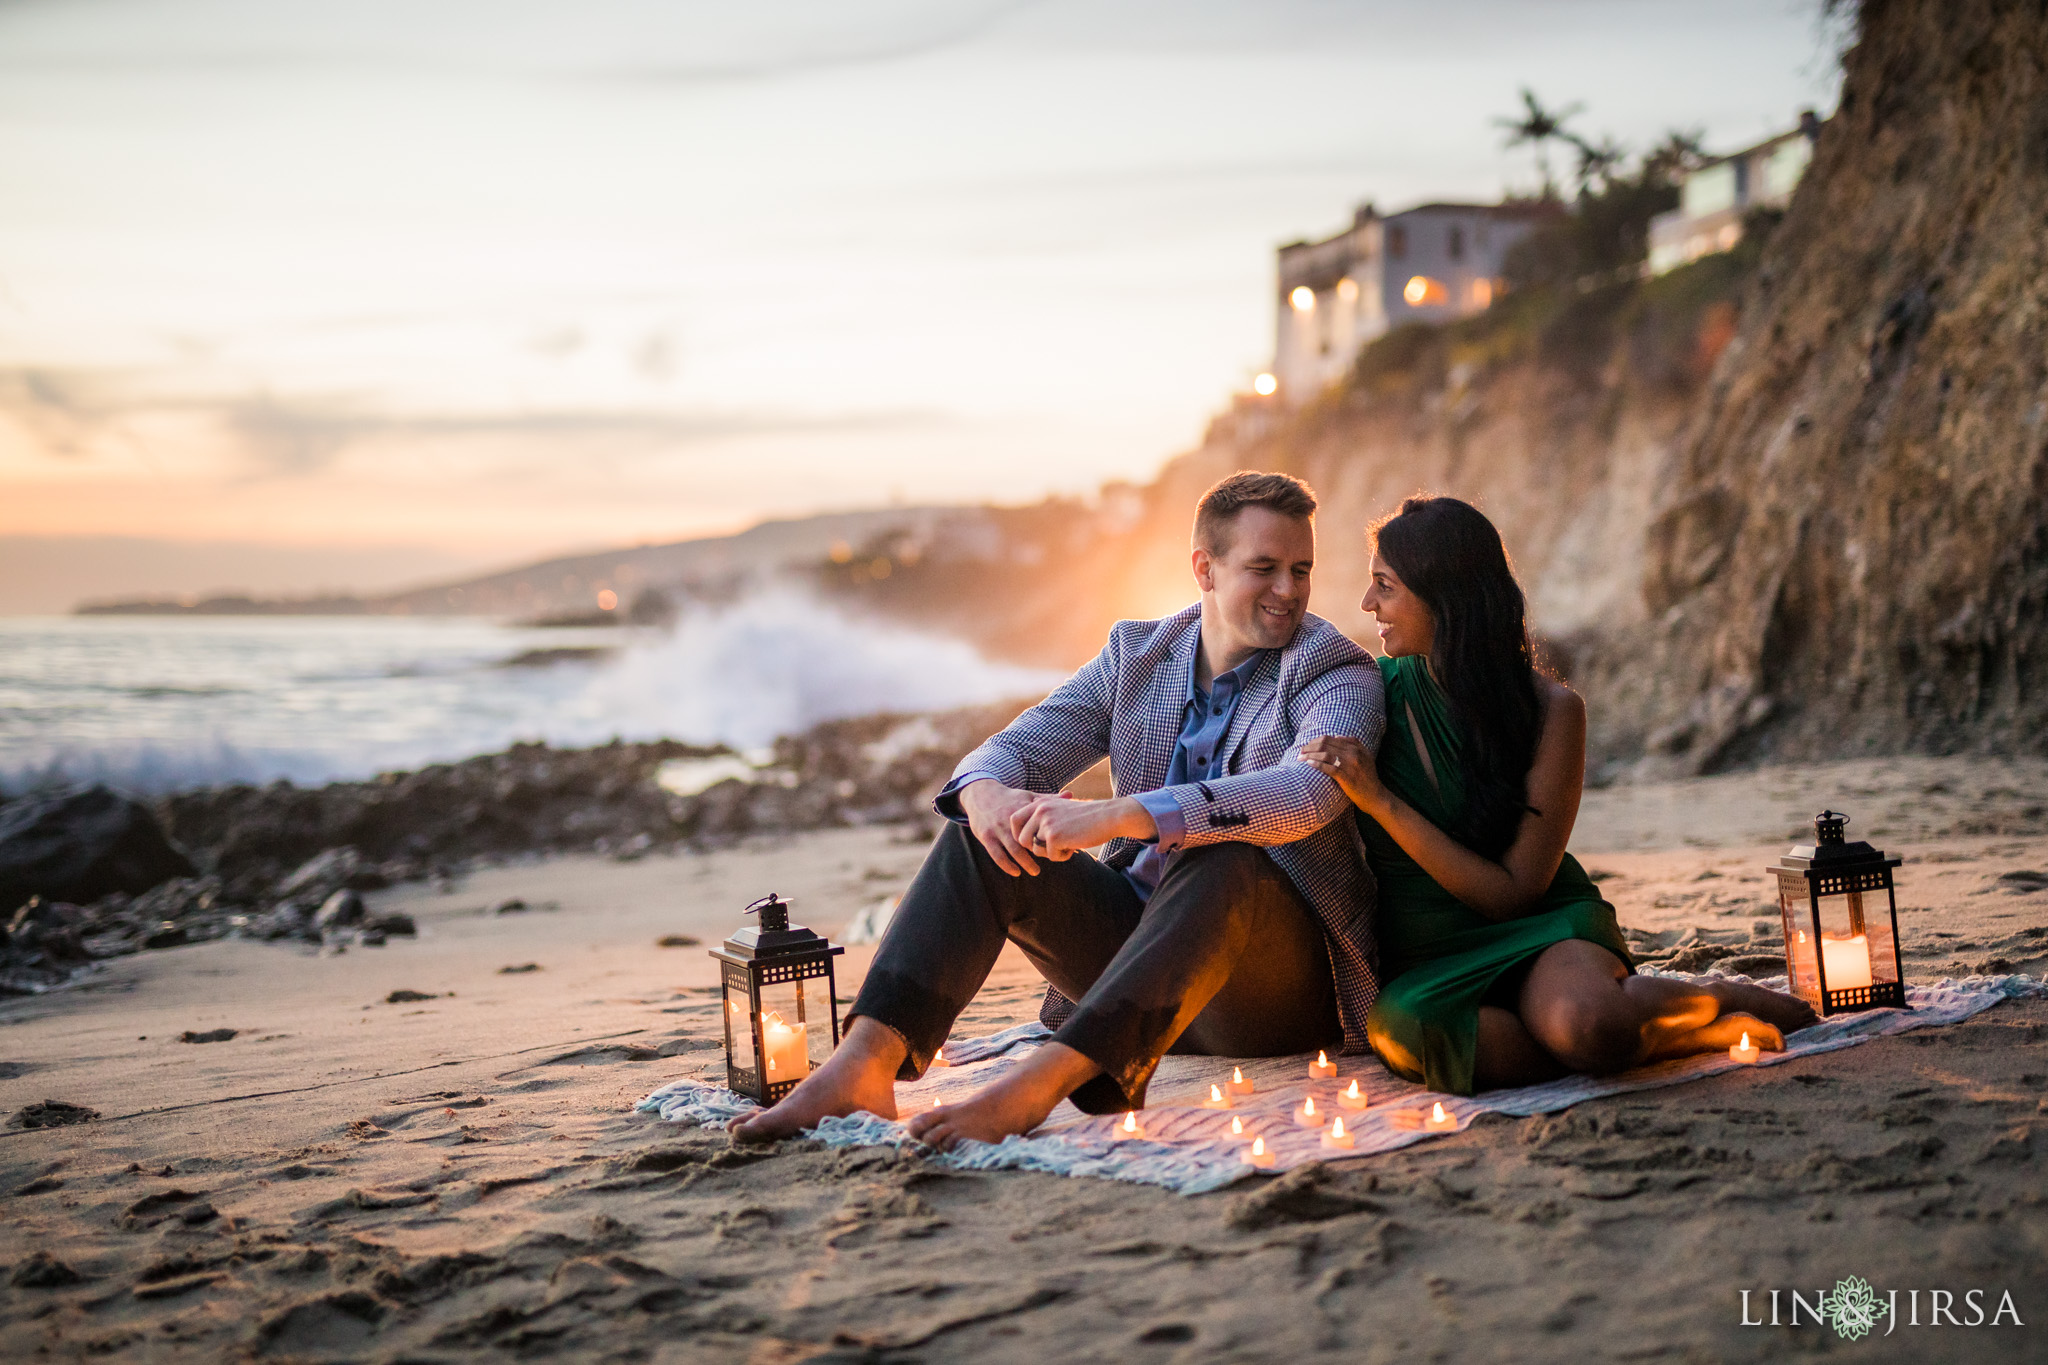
[1706,979,1818,1035]
[905,1041,1102,1152]
[730,1018,904,1144]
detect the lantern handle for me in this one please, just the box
[1813,810,1850,845]
[744,893,791,932]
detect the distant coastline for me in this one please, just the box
[75,594,373,617]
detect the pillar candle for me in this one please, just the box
[1819,934,1873,991]
[761,1013,809,1082]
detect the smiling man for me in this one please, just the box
[734,472,1387,1146]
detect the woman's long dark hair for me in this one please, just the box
[1372,496,1541,860]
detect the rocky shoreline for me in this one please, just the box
[0,698,1028,994]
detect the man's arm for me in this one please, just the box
[1155,658,1384,851]
[932,632,1124,874]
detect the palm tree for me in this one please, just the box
[1495,88,1583,199]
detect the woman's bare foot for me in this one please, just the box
[905,1041,1101,1152]
[1663,1010,1786,1060]
[730,1018,904,1144]
[1706,979,1818,1035]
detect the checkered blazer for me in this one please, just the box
[947,604,1388,1052]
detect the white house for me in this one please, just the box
[1270,200,1552,403]
[1647,112,1821,275]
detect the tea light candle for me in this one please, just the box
[761,1012,809,1083]
[1319,1115,1355,1151]
[1294,1095,1322,1128]
[1225,1066,1255,1096]
[1201,1083,1234,1110]
[1243,1135,1275,1169]
[1111,1111,1143,1141]
[1229,1115,1245,1137]
[1309,1049,1338,1080]
[1729,1031,1761,1064]
[931,1046,949,1067]
[1423,1101,1457,1133]
[1337,1078,1368,1111]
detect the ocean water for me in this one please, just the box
[0,590,1059,794]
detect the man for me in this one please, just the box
[735,471,1385,1146]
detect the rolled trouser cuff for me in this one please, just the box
[1049,997,1177,1113]
[847,966,958,1082]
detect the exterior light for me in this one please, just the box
[1252,373,1277,396]
[1289,286,1316,312]
[596,589,618,611]
[1336,278,1359,302]
[1402,276,1447,306]
[1470,278,1494,308]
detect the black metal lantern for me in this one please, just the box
[710,894,845,1104]
[1768,811,1907,1016]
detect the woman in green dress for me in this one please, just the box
[1301,497,1814,1095]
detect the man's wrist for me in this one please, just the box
[1113,795,1158,842]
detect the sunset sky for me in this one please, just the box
[0,0,1840,605]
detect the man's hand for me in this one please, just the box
[1012,795,1157,863]
[957,779,1045,877]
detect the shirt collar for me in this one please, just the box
[1188,635,1268,704]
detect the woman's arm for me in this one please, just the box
[1299,680,1586,921]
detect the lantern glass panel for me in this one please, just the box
[800,971,835,1070]
[1776,876,1820,1004]
[1812,891,1876,992]
[757,980,812,1085]
[722,977,756,1075]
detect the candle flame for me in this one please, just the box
[1252,1137,1265,1156]
[1303,1096,1316,1116]
[1122,1111,1137,1132]
[1233,1066,1244,1083]
[1431,1102,1446,1122]
[1332,1117,1345,1138]
[1346,1079,1360,1098]
[767,1057,776,1072]
[934,1047,944,1063]
[1211,1084,1224,1102]
[1231,1116,1244,1135]
[1317,1050,1329,1066]
[1739,1032,1751,1049]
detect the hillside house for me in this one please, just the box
[1647,112,1821,274]
[1271,201,1551,403]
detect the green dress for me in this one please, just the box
[1361,655,1631,1095]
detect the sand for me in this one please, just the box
[3,755,2045,1362]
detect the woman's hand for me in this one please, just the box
[1299,734,1386,817]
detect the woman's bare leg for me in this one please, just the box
[905,1041,1101,1151]
[730,1017,906,1143]
[1473,1005,1568,1090]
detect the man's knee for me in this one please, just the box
[1169,841,1267,883]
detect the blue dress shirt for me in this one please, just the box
[936,638,1269,903]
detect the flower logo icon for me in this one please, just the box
[1823,1275,1882,1341]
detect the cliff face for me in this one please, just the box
[1599,0,2048,772]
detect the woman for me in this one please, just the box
[1301,497,1813,1095]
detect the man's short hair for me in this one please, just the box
[1193,471,1318,555]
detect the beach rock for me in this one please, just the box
[0,786,196,918]
[363,912,416,937]
[278,847,362,900]
[316,889,365,931]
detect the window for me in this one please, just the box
[1448,225,1465,261]
[1387,225,1407,258]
